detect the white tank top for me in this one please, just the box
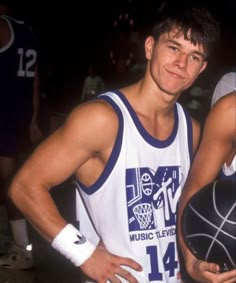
[221,156,236,180]
[75,90,193,283]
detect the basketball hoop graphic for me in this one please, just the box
[133,203,153,229]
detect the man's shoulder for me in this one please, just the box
[67,100,119,140]
[216,91,235,109]
[76,96,118,119]
[0,15,7,29]
[208,92,235,133]
[1,15,25,25]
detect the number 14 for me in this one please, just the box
[147,242,178,281]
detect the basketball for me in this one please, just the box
[181,180,236,272]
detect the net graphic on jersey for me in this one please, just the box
[126,166,183,232]
[133,203,153,229]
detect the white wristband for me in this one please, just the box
[51,224,96,266]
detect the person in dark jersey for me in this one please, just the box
[0,0,42,269]
[8,4,222,283]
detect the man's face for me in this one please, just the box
[145,29,208,96]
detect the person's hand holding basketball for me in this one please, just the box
[188,258,236,283]
[182,180,236,283]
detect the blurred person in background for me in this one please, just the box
[0,0,42,269]
[80,63,105,102]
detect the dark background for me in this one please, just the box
[22,1,236,64]
[11,0,236,117]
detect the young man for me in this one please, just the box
[178,90,236,282]
[8,5,220,282]
[0,0,42,269]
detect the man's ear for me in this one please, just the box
[199,61,208,75]
[144,36,155,60]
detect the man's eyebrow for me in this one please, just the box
[163,39,206,59]
[192,50,206,60]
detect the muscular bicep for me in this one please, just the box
[178,95,235,255]
[15,101,117,190]
[184,103,234,196]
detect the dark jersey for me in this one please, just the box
[0,15,37,128]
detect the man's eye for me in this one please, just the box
[191,55,200,62]
[168,46,178,51]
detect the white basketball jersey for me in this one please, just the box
[221,156,236,181]
[75,91,193,283]
[211,72,236,107]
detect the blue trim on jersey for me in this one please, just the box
[182,106,193,161]
[113,90,179,148]
[77,96,124,194]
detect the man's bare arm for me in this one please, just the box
[178,93,236,282]
[8,100,143,282]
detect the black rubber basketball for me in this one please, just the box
[182,180,236,272]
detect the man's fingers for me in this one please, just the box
[194,259,236,283]
[218,269,236,283]
[109,256,142,283]
[109,274,122,283]
[195,259,219,273]
[116,268,139,283]
[120,257,143,272]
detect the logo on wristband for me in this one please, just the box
[74,234,86,245]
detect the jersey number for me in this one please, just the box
[146,242,178,281]
[17,48,36,78]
